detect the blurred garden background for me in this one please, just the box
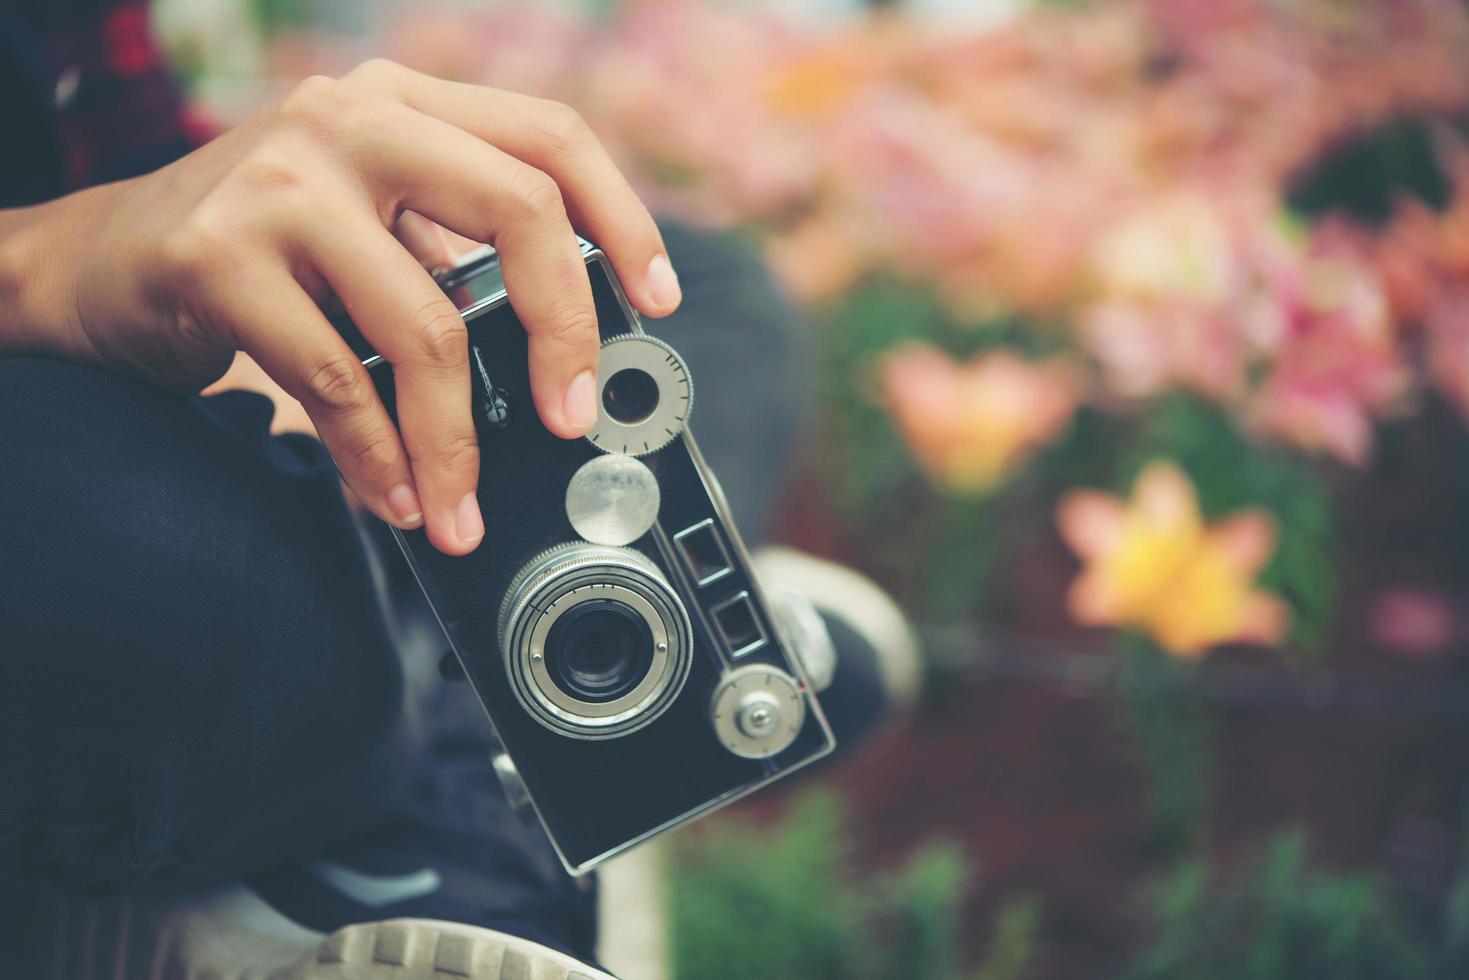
[157,0,1469,976]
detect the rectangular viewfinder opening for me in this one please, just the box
[674,519,734,587]
[711,591,767,658]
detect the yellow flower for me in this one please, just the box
[1056,462,1290,657]
[879,344,1078,494]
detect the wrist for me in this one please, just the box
[0,183,124,362]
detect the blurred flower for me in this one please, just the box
[1057,461,1290,656]
[1089,193,1237,306]
[1246,239,1406,466]
[1079,302,1247,402]
[879,344,1077,494]
[764,213,868,304]
[1369,588,1460,660]
[1426,291,1469,420]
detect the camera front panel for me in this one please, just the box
[357,249,834,871]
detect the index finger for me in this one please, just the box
[346,60,682,318]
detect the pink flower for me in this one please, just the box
[1247,237,1407,465]
[879,344,1078,494]
[1369,588,1460,660]
[1426,291,1469,421]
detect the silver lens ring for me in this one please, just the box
[499,542,692,739]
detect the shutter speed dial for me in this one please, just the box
[585,334,693,457]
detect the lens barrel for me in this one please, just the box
[499,542,693,739]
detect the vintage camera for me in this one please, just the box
[340,240,836,874]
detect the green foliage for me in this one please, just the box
[816,278,957,516]
[246,0,312,38]
[1126,831,1432,980]
[973,897,1043,980]
[670,792,864,980]
[1287,116,1454,226]
[1115,643,1215,852]
[669,790,997,980]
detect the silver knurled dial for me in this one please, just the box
[710,664,806,759]
[584,333,693,457]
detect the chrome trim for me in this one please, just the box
[499,541,692,741]
[672,518,736,588]
[525,583,672,722]
[709,591,768,659]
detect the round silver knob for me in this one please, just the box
[711,664,806,759]
[736,692,782,737]
[564,454,661,546]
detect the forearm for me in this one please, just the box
[0,184,123,361]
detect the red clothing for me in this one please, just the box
[0,0,202,208]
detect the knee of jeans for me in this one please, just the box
[0,358,407,889]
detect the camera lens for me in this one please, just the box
[544,599,654,703]
[602,368,660,425]
[499,542,693,739]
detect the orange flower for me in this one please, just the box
[879,344,1077,494]
[1057,461,1290,656]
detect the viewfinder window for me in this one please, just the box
[674,519,734,587]
[711,591,766,658]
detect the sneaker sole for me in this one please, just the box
[276,918,612,980]
[753,546,922,709]
[46,886,615,980]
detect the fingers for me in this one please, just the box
[349,101,601,439]
[210,265,425,532]
[302,207,486,556]
[394,211,462,271]
[395,211,483,271]
[346,59,681,318]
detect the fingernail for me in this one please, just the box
[646,253,681,310]
[563,368,599,431]
[387,483,424,528]
[455,491,484,545]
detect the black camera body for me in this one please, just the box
[343,241,835,873]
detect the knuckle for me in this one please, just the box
[234,146,307,195]
[277,74,354,136]
[409,301,468,366]
[159,207,234,279]
[541,301,599,349]
[436,431,480,474]
[344,429,400,476]
[529,100,593,155]
[347,58,404,88]
[304,353,374,414]
[504,168,565,223]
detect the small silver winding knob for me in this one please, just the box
[711,664,806,759]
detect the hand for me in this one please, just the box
[0,60,682,555]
